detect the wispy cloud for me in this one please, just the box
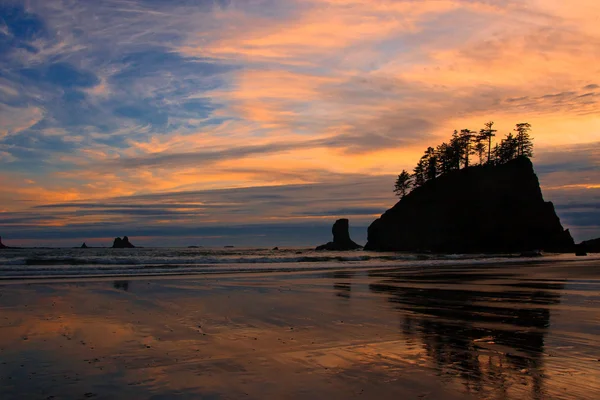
[1,0,599,245]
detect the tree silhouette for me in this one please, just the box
[479,121,497,163]
[474,138,486,165]
[460,129,476,168]
[394,170,413,198]
[397,121,534,195]
[424,146,438,180]
[413,158,427,187]
[490,143,500,165]
[514,122,533,157]
[449,130,462,170]
[436,142,454,174]
[496,133,519,163]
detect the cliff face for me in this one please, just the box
[365,157,574,253]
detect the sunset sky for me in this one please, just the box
[1,0,599,247]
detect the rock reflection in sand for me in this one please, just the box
[368,269,563,399]
[0,260,599,399]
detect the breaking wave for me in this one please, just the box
[0,247,582,280]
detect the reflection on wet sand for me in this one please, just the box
[368,269,564,399]
[113,280,130,291]
[332,271,355,299]
[1,261,599,399]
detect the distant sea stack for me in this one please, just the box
[365,157,574,253]
[81,242,88,248]
[0,236,7,249]
[316,219,362,251]
[112,236,136,248]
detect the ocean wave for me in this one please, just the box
[1,254,417,267]
[0,248,588,280]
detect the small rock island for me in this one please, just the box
[0,236,7,249]
[316,219,362,251]
[366,157,573,253]
[112,236,136,248]
[365,123,574,253]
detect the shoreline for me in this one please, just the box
[1,253,599,284]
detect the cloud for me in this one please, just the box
[1,0,599,245]
[109,141,318,169]
[2,174,395,245]
[0,105,44,138]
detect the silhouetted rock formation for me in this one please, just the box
[81,242,88,248]
[365,157,574,253]
[316,219,362,251]
[580,238,600,253]
[520,250,543,257]
[575,244,588,256]
[0,236,7,249]
[112,236,135,248]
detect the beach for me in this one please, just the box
[1,255,600,399]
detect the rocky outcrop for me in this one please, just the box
[316,219,362,251]
[579,238,600,253]
[365,157,574,253]
[81,242,88,248]
[575,243,588,256]
[0,236,7,249]
[112,236,135,248]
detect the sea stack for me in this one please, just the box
[316,219,362,251]
[365,157,574,253]
[81,242,88,248]
[0,236,7,249]
[112,236,136,248]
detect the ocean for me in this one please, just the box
[0,247,589,279]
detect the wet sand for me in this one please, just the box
[1,259,600,399]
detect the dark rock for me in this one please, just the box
[0,236,6,249]
[365,157,574,253]
[575,243,588,256]
[81,242,88,248]
[316,219,362,251]
[187,245,200,248]
[580,237,600,253]
[272,247,279,251]
[112,236,135,248]
[520,250,543,257]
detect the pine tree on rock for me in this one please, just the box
[514,122,533,157]
[394,170,413,199]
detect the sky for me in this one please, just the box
[0,0,599,247]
